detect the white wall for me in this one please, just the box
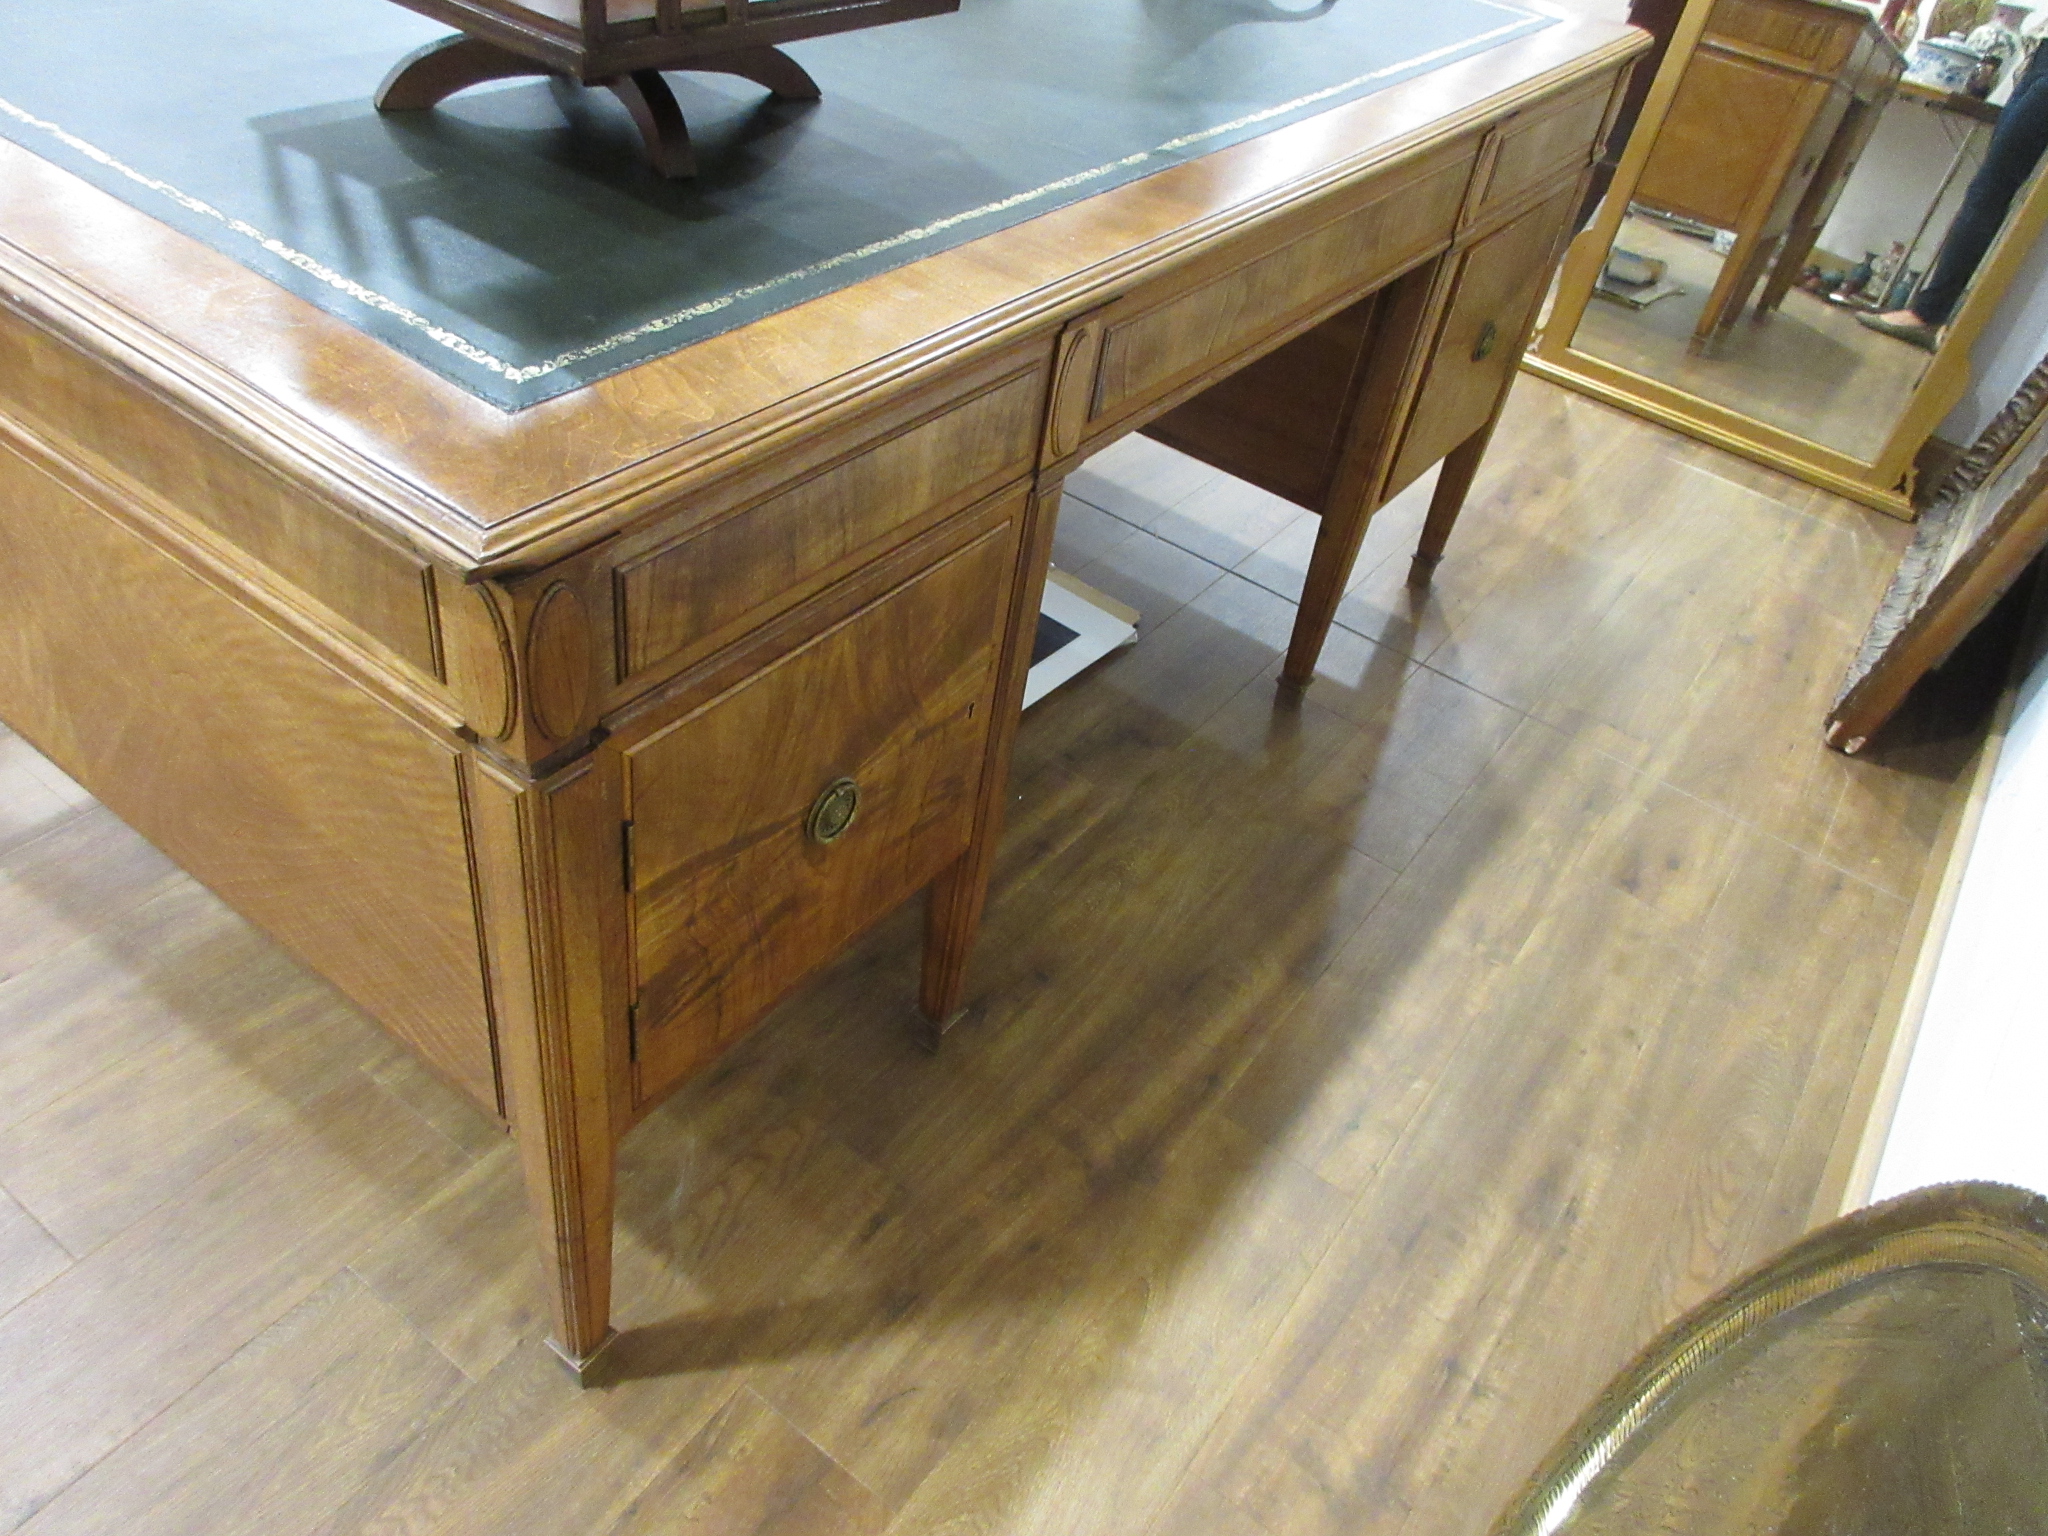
[1870,599,2048,1201]
[1938,215,2048,440]
[1819,95,1984,267]
[1857,64,2048,1202]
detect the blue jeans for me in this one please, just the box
[1915,47,2048,324]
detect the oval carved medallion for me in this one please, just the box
[525,583,592,742]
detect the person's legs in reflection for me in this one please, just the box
[1861,44,2048,349]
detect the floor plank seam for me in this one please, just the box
[0,799,91,867]
[1627,770,1918,908]
[341,1260,484,1384]
[0,1178,80,1265]
[0,1181,75,1326]
[1064,489,1426,664]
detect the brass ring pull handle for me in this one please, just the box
[1472,320,1499,363]
[805,777,861,844]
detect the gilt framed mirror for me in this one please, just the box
[1527,0,2048,519]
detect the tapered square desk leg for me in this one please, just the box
[918,477,1065,1041]
[469,755,627,1382]
[1409,416,1498,585]
[1284,496,1375,685]
[1280,257,1461,685]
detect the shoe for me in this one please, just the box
[1855,311,1939,351]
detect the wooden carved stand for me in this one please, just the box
[374,0,962,177]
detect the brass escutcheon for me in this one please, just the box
[1472,320,1499,362]
[806,777,861,844]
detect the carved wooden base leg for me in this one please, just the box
[600,49,818,178]
[917,479,1064,1037]
[376,36,821,179]
[375,35,551,112]
[708,46,824,102]
[601,71,697,180]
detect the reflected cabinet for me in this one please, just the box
[0,18,1643,1376]
[1632,0,1901,349]
[1530,0,2048,515]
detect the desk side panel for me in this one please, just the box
[0,433,500,1113]
[0,302,444,682]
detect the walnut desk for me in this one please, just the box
[0,16,1644,1377]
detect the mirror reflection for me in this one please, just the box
[1570,0,2048,464]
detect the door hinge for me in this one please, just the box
[626,1000,639,1062]
[621,819,636,891]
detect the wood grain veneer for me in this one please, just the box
[0,434,499,1112]
[1085,142,1479,445]
[613,357,1046,682]
[625,514,1016,1098]
[0,20,1643,564]
[0,13,1648,1373]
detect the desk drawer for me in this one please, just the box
[614,359,1044,685]
[622,514,1015,1099]
[1074,142,1476,445]
[1468,77,1613,228]
[1386,182,1579,497]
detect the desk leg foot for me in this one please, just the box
[546,1327,620,1386]
[910,1003,969,1054]
[376,35,551,111]
[1413,419,1495,571]
[920,858,987,1027]
[470,758,625,1398]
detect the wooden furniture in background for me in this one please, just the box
[1528,0,2048,517]
[0,16,1644,1379]
[1632,0,1902,349]
[1829,348,2048,753]
[1580,0,1690,222]
[375,0,961,175]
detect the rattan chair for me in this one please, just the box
[375,0,961,176]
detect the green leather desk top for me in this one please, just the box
[0,0,1550,408]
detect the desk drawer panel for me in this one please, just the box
[624,516,1015,1098]
[1086,148,1473,434]
[1387,183,1578,496]
[615,366,1042,681]
[1469,78,1612,225]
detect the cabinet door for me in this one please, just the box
[621,517,1016,1101]
[1385,184,1579,498]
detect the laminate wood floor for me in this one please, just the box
[0,378,1984,1536]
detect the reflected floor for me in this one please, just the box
[1574,213,1932,462]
